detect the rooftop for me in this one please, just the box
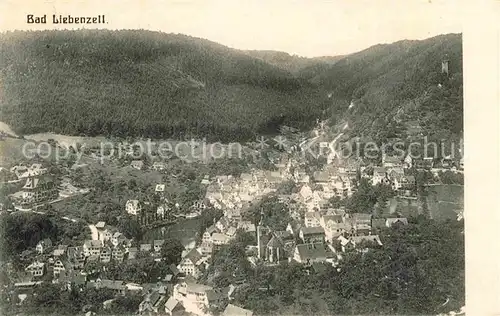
[184,248,203,265]
[223,304,254,316]
[301,226,325,235]
[295,243,329,260]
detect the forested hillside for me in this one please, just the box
[313,33,463,143]
[0,30,329,142]
[0,31,462,143]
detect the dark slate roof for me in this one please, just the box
[169,264,180,275]
[266,236,283,248]
[300,226,325,235]
[295,243,328,260]
[185,248,203,265]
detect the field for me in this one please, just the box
[385,184,464,221]
[427,184,464,221]
[0,121,18,137]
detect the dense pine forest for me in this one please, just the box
[0,30,463,142]
[0,30,330,142]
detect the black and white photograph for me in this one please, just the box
[0,0,473,315]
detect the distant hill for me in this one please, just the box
[0,30,330,142]
[243,50,343,74]
[311,33,463,143]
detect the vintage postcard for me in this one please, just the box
[0,0,488,315]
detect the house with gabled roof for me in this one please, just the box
[67,246,85,270]
[215,216,231,232]
[331,176,348,198]
[338,235,383,252]
[152,161,167,171]
[112,246,125,262]
[83,240,102,257]
[304,211,321,228]
[237,221,256,233]
[198,240,213,256]
[130,160,144,170]
[313,170,331,185]
[211,233,229,247]
[225,226,238,239]
[299,184,313,201]
[200,174,211,185]
[299,226,325,243]
[372,167,389,185]
[12,176,58,206]
[89,279,126,295]
[177,248,204,278]
[25,261,45,278]
[403,153,413,169]
[111,232,127,247]
[36,238,53,254]
[354,223,372,236]
[125,199,142,216]
[95,222,119,242]
[202,225,219,243]
[386,217,409,227]
[320,214,343,228]
[350,213,372,226]
[139,290,167,314]
[382,155,403,169]
[52,244,68,257]
[292,243,334,265]
[225,209,242,222]
[100,246,112,263]
[392,174,416,191]
[156,204,169,219]
[153,240,165,253]
[286,220,302,236]
[140,243,152,252]
[320,214,348,241]
[164,296,183,315]
[173,279,216,314]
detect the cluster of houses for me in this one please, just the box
[4,162,57,207]
[23,222,173,281]
[177,147,421,277]
[6,126,464,316]
[9,163,48,180]
[197,207,407,269]
[204,169,287,215]
[20,219,254,316]
[125,183,208,225]
[260,209,407,265]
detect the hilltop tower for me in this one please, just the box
[441,55,449,75]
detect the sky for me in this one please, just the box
[0,0,463,57]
